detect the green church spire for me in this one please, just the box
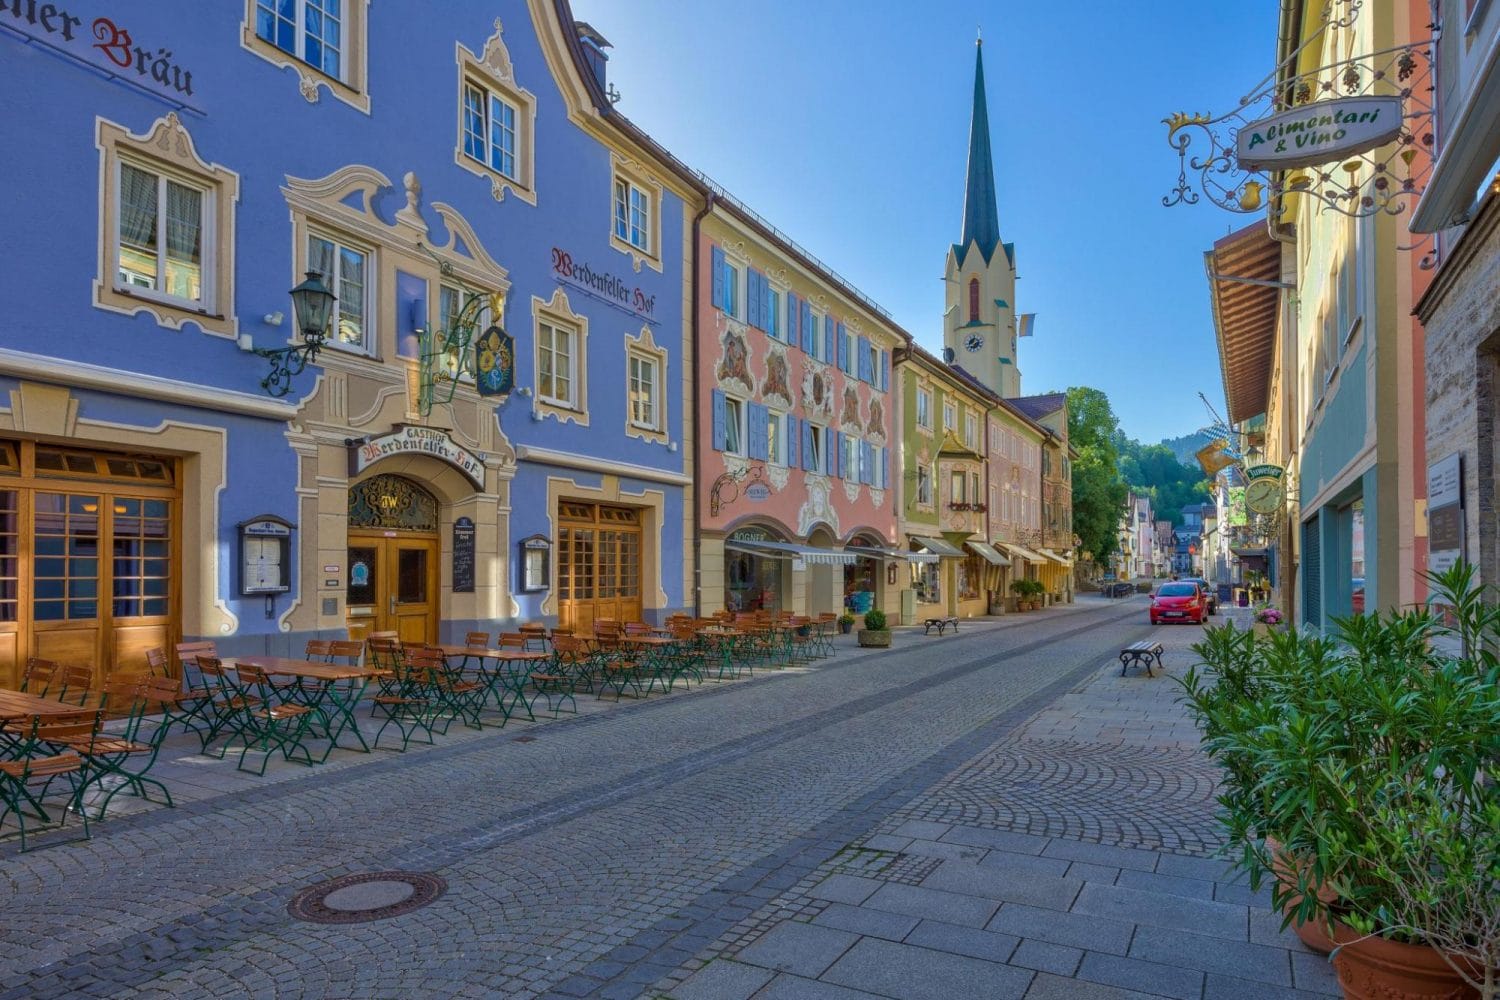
[960,38,1001,262]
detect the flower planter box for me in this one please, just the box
[857,628,891,648]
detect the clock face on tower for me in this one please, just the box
[964,334,984,353]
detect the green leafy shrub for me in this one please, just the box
[863,609,887,631]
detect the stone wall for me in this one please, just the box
[1420,191,1500,587]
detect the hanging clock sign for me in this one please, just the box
[1244,464,1286,515]
[474,324,515,397]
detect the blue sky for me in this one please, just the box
[568,0,1270,444]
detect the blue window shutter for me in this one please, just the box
[711,390,727,450]
[831,433,841,479]
[711,247,725,311]
[824,315,834,365]
[748,402,768,461]
[882,446,890,489]
[801,299,814,354]
[879,349,889,392]
[837,323,849,372]
[857,336,871,382]
[785,415,797,467]
[786,292,799,349]
[801,420,814,470]
[762,278,773,335]
[745,269,758,328]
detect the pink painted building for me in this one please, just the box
[695,196,910,618]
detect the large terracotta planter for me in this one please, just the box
[1264,836,1336,955]
[1331,924,1479,1000]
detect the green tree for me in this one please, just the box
[1065,387,1129,566]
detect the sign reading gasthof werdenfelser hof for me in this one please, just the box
[352,426,486,489]
[1236,96,1404,173]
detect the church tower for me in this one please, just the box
[943,37,1020,398]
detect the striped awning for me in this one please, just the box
[1039,548,1074,567]
[998,542,1047,564]
[909,535,965,558]
[845,545,940,565]
[724,540,856,565]
[966,541,1010,567]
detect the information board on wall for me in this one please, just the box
[1426,453,1463,574]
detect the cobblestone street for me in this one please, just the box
[1,599,1336,999]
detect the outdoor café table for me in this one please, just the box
[695,627,746,680]
[619,634,680,692]
[227,656,376,758]
[433,646,549,721]
[0,690,93,757]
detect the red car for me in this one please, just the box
[1151,581,1207,625]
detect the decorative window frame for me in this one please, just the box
[624,325,669,445]
[915,382,934,435]
[280,164,511,393]
[531,288,589,426]
[455,20,538,206]
[609,153,663,273]
[240,0,371,114]
[94,113,240,339]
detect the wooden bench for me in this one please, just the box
[923,616,961,636]
[1119,640,1164,676]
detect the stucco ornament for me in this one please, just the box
[479,18,515,83]
[842,479,862,504]
[870,487,886,510]
[716,327,753,393]
[865,398,886,444]
[761,344,793,408]
[766,462,790,492]
[839,386,861,433]
[797,478,841,538]
[800,364,835,420]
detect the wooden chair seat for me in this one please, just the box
[0,753,82,778]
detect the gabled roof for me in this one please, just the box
[1008,393,1067,421]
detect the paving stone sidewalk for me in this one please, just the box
[657,611,1344,1000]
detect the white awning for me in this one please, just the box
[966,541,1010,567]
[909,535,966,558]
[723,540,857,565]
[1039,548,1074,567]
[845,545,940,565]
[998,542,1048,564]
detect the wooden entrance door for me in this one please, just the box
[557,502,643,631]
[345,533,439,645]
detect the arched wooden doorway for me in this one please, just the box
[345,475,439,645]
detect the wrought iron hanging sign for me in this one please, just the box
[474,324,514,397]
[1162,0,1433,219]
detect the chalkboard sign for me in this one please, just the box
[452,516,476,593]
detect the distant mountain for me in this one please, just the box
[1161,430,1212,466]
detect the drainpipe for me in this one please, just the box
[690,193,716,616]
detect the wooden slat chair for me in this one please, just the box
[144,647,171,678]
[47,680,176,819]
[527,653,576,718]
[192,656,260,759]
[365,635,405,701]
[464,631,491,648]
[370,653,436,753]
[0,714,89,851]
[19,658,60,696]
[225,664,317,775]
[497,632,529,650]
[410,646,483,734]
[54,664,98,706]
[786,616,819,663]
[304,639,335,662]
[170,641,221,746]
[811,612,840,657]
[517,622,548,651]
[328,640,366,665]
[549,635,599,695]
[668,626,706,686]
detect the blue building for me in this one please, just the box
[0,0,696,684]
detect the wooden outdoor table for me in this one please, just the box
[0,690,92,719]
[434,647,549,721]
[224,656,377,757]
[696,627,747,680]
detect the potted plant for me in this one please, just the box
[1251,606,1283,637]
[1010,579,1032,611]
[858,608,891,648]
[1180,565,1500,1000]
[836,612,855,635]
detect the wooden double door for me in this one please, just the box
[345,532,439,646]
[557,502,643,632]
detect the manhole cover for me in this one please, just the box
[288,872,447,924]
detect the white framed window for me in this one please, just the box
[964,412,978,450]
[917,465,933,505]
[839,323,852,373]
[437,283,491,379]
[943,401,957,432]
[724,396,746,456]
[463,82,518,180]
[916,387,933,430]
[629,352,659,430]
[538,318,577,408]
[868,341,880,382]
[243,0,368,112]
[724,260,742,320]
[950,470,966,503]
[808,423,826,471]
[95,115,239,336]
[613,177,651,254]
[767,410,786,467]
[307,232,371,354]
[971,472,981,505]
[766,285,783,340]
[858,440,870,483]
[843,433,859,480]
[807,307,822,361]
[115,161,209,308]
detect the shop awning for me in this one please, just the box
[998,542,1048,564]
[966,541,1010,567]
[1206,222,1282,424]
[845,545,940,565]
[723,540,857,565]
[1039,548,1073,567]
[909,535,965,558]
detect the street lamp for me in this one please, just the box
[256,270,336,397]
